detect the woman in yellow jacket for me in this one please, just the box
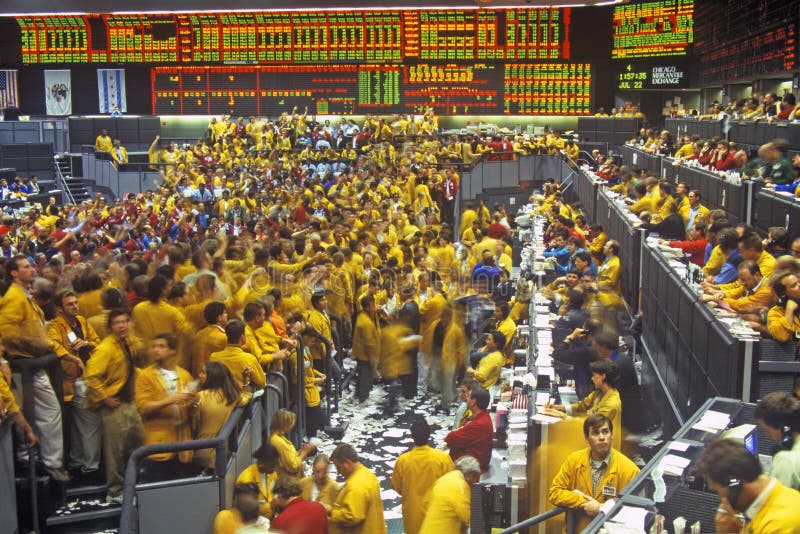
[542,359,623,450]
[268,408,317,480]
[191,361,249,471]
[135,333,196,473]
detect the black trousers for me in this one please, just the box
[305,404,328,438]
[356,360,373,402]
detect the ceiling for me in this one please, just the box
[1,0,627,15]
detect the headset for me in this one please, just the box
[727,478,743,506]
[779,425,795,452]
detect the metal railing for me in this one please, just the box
[117,368,291,534]
[8,353,63,534]
[497,507,576,534]
[53,154,76,205]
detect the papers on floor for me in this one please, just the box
[382,428,406,439]
[380,489,400,501]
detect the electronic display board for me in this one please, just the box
[616,61,688,90]
[611,0,693,59]
[151,63,591,116]
[15,9,569,65]
[694,0,797,85]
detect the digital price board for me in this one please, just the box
[611,0,694,59]
[15,9,570,65]
[616,62,688,90]
[151,63,591,116]
[695,0,797,85]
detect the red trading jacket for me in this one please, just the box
[445,409,494,472]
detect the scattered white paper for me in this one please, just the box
[609,506,649,532]
[667,441,690,452]
[382,428,406,439]
[380,489,400,500]
[384,510,403,520]
[531,413,562,424]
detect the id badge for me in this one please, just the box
[602,485,617,497]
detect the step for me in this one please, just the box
[46,502,121,527]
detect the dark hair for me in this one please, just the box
[253,442,279,463]
[470,385,491,410]
[739,232,763,253]
[225,319,246,344]
[583,413,613,437]
[153,332,178,350]
[496,302,510,317]
[593,329,619,351]
[1,255,28,296]
[696,438,762,485]
[201,361,241,405]
[737,259,761,276]
[331,443,359,463]
[488,330,506,350]
[410,417,431,447]
[243,302,264,323]
[360,294,375,311]
[565,289,586,310]
[107,307,130,328]
[589,359,620,389]
[311,292,326,308]
[232,482,260,500]
[54,289,77,308]
[101,287,126,310]
[147,274,169,303]
[272,476,303,499]
[203,301,226,325]
[755,391,800,433]
[717,228,740,251]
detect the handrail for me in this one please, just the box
[266,371,288,409]
[8,353,62,534]
[118,401,250,534]
[497,507,575,534]
[293,333,306,447]
[317,334,334,420]
[53,154,76,205]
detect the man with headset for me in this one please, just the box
[696,438,800,533]
[755,391,800,491]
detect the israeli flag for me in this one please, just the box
[97,69,127,114]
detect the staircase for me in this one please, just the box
[54,153,91,204]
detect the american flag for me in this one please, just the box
[0,70,19,109]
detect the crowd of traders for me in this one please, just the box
[0,107,588,534]
[1,104,797,532]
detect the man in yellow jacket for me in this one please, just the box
[326,443,386,534]
[697,438,800,534]
[548,414,639,533]
[352,295,381,403]
[210,319,266,391]
[135,333,197,480]
[392,418,454,534]
[83,308,145,503]
[419,455,481,534]
[235,442,280,519]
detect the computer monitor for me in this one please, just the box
[722,424,758,455]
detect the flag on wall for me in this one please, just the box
[97,69,127,114]
[44,69,72,115]
[0,70,19,110]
